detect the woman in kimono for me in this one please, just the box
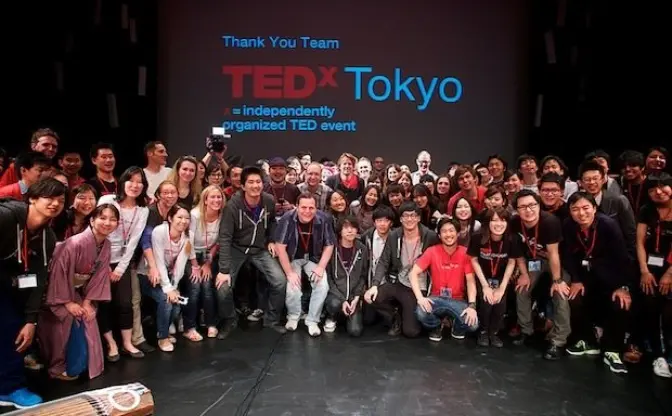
[38,203,120,380]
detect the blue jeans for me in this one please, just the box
[415,296,479,333]
[138,274,181,339]
[285,259,328,325]
[181,254,217,330]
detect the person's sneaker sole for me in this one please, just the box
[603,357,628,374]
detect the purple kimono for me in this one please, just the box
[38,227,111,379]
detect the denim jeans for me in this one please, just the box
[415,296,479,333]
[325,294,363,337]
[181,254,217,330]
[286,259,328,325]
[217,249,287,324]
[138,274,181,339]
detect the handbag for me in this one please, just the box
[66,319,88,376]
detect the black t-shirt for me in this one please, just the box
[87,176,117,198]
[637,203,672,264]
[542,202,570,224]
[508,211,562,260]
[337,245,356,270]
[294,221,314,260]
[622,180,649,216]
[467,232,522,280]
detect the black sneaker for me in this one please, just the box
[217,319,237,340]
[603,352,628,374]
[429,324,444,342]
[543,344,563,361]
[513,333,530,346]
[264,322,287,334]
[388,313,401,336]
[566,340,600,356]
[477,331,489,347]
[450,324,466,340]
[489,334,504,348]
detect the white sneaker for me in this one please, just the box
[307,323,321,337]
[653,357,672,378]
[247,309,264,322]
[324,319,336,333]
[285,319,299,331]
[299,312,308,321]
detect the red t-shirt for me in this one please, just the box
[415,245,473,299]
[447,186,487,213]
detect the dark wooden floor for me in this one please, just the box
[5,324,671,415]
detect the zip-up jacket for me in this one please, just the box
[274,209,336,262]
[218,191,276,274]
[327,240,369,302]
[372,224,440,288]
[0,199,57,323]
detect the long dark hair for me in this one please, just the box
[480,207,512,245]
[117,166,149,207]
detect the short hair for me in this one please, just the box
[578,160,605,178]
[117,166,149,207]
[26,177,67,200]
[539,172,565,190]
[15,151,50,178]
[31,128,60,145]
[297,192,317,206]
[372,205,396,222]
[336,215,359,235]
[618,150,644,168]
[567,191,597,208]
[512,189,541,208]
[437,217,461,234]
[144,141,164,154]
[241,166,263,184]
[453,164,476,180]
[398,201,420,216]
[90,142,114,159]
[92,203,120,221]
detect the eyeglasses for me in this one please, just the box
[540,188,561,195]
[516,203,539,212]
[400,213,419,220]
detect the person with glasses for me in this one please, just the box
[509,189,571,360]
[539,173,569,222]
[363,202,439,337]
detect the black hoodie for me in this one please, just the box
[0,199,57,323]
[218,191,277,274]
[327,240,369,302]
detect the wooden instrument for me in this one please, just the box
[6,383,154,416]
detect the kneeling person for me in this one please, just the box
[325,216,369,336]
[411,218,479,341]
[275,193,335,336]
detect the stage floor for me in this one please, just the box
[8,325,672,415]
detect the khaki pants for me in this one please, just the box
[131,268,146,346]
[515,259,571,346]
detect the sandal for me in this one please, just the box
[158,339,174,352]
[183,330,203,342]
[207,327,218,338]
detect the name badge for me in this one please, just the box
[528,260,541,272]
[18,274,38,289]
[304,253,309,261]
[647,255,664,267]
[440,287,452,298]
[487,279,500,289]
[581,259,591,271]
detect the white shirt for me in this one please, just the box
[371,230,386,270]
[98,194,149,275]
[143,166,172,197]
[189,208,221,252]
[149,223,192,293]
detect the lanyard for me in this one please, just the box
[120,207,138,246]
[167,228,182,277]
[577,227,598,258]
[655,222,661,254]
[520,220,539,259]
[98,176,117,195]
[338,246,357,276]
[20,228,29,272]
[489,239,504,277]
[627,182,644,213]
[298,221,313,252]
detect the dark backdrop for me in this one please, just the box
[5,1,668,175]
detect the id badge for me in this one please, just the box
[581,259,591,271]
[528,260,541,272]
[304,253,309,261]
[18,274,38,289]
[647,255,664,267]
[487,279,500,289]
[440,287,452,298]
[119,245,127,257]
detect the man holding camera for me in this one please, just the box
[264,157,300,218]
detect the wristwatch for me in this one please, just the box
[552,277,563,283]
[619,286,629,292]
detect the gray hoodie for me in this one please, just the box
[218,191,277,274]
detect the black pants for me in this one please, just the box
[325,294,363,337]
[628,269,672,357]
[98,264,133,333]
[478,292,507,335]
[569,286,628,352]
[371,282,421,338]
[0,285,25,395]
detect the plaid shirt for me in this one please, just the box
[297,182,332,211]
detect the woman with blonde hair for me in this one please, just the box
[184,186,225,341]
[167,156,202,208]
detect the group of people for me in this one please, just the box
[0,128,670,411]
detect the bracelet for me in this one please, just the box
[467,302,476,309]
[619,286,629,293]
[552,277,563,283]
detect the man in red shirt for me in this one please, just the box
[410,218,479,342]
[0,152,50,200]
[447,165,487,213]
[0,129,59,187]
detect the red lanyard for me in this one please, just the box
[655,222,661,253]
[120,207,138,245]
[298,222,313,251]
[627,182,644,213]
[98,176,117,195]
[577,227,598,257]
[489,239,504,277]
[520,220,539,259]
[21,228,29,272]
[404,238,421,265]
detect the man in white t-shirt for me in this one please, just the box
[143,141,172,197]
